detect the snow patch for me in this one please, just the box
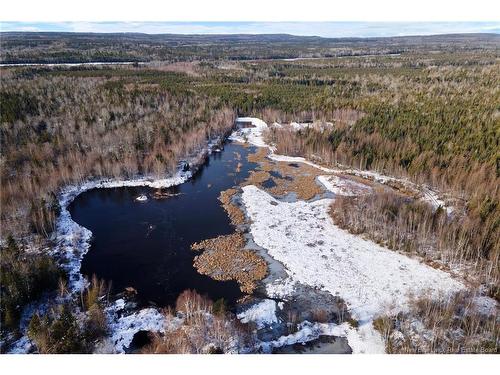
[107,307,166,353]
[317,175,372,196]
[237,299,278,328]
[345,321,386,354]
[290,122,310,131]
[259,320,384,353]
[230,117,270,148]
[473,296,498,316]
[268,154,336,173]
[266,277,297,299]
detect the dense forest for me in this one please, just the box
[0,33,499,352]
[1,32,498,63]
[1,69,235,236]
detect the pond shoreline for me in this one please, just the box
[54,134,227,295]
[7,132,229,353]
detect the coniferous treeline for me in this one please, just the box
[0,236,63,332]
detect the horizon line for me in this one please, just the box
[2,21,499,38]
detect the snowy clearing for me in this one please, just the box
[241,185,464,324]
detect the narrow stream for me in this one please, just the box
[69,141,257,308]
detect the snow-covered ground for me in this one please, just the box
[106,302,168,353]
[241,184,465,351]
[317,175,372,196]
[258,320,384,354]
[237,299,279,329]
[266,277,297,299]
[235,297,384,353]
[230,117,270,148]
[229,117,467,352]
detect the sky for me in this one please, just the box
[1,22,500,38]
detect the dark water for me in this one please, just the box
[69,142,257,308]
[271,336,352,354]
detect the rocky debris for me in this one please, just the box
[180,162,190,172]
[191,233,268,294]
